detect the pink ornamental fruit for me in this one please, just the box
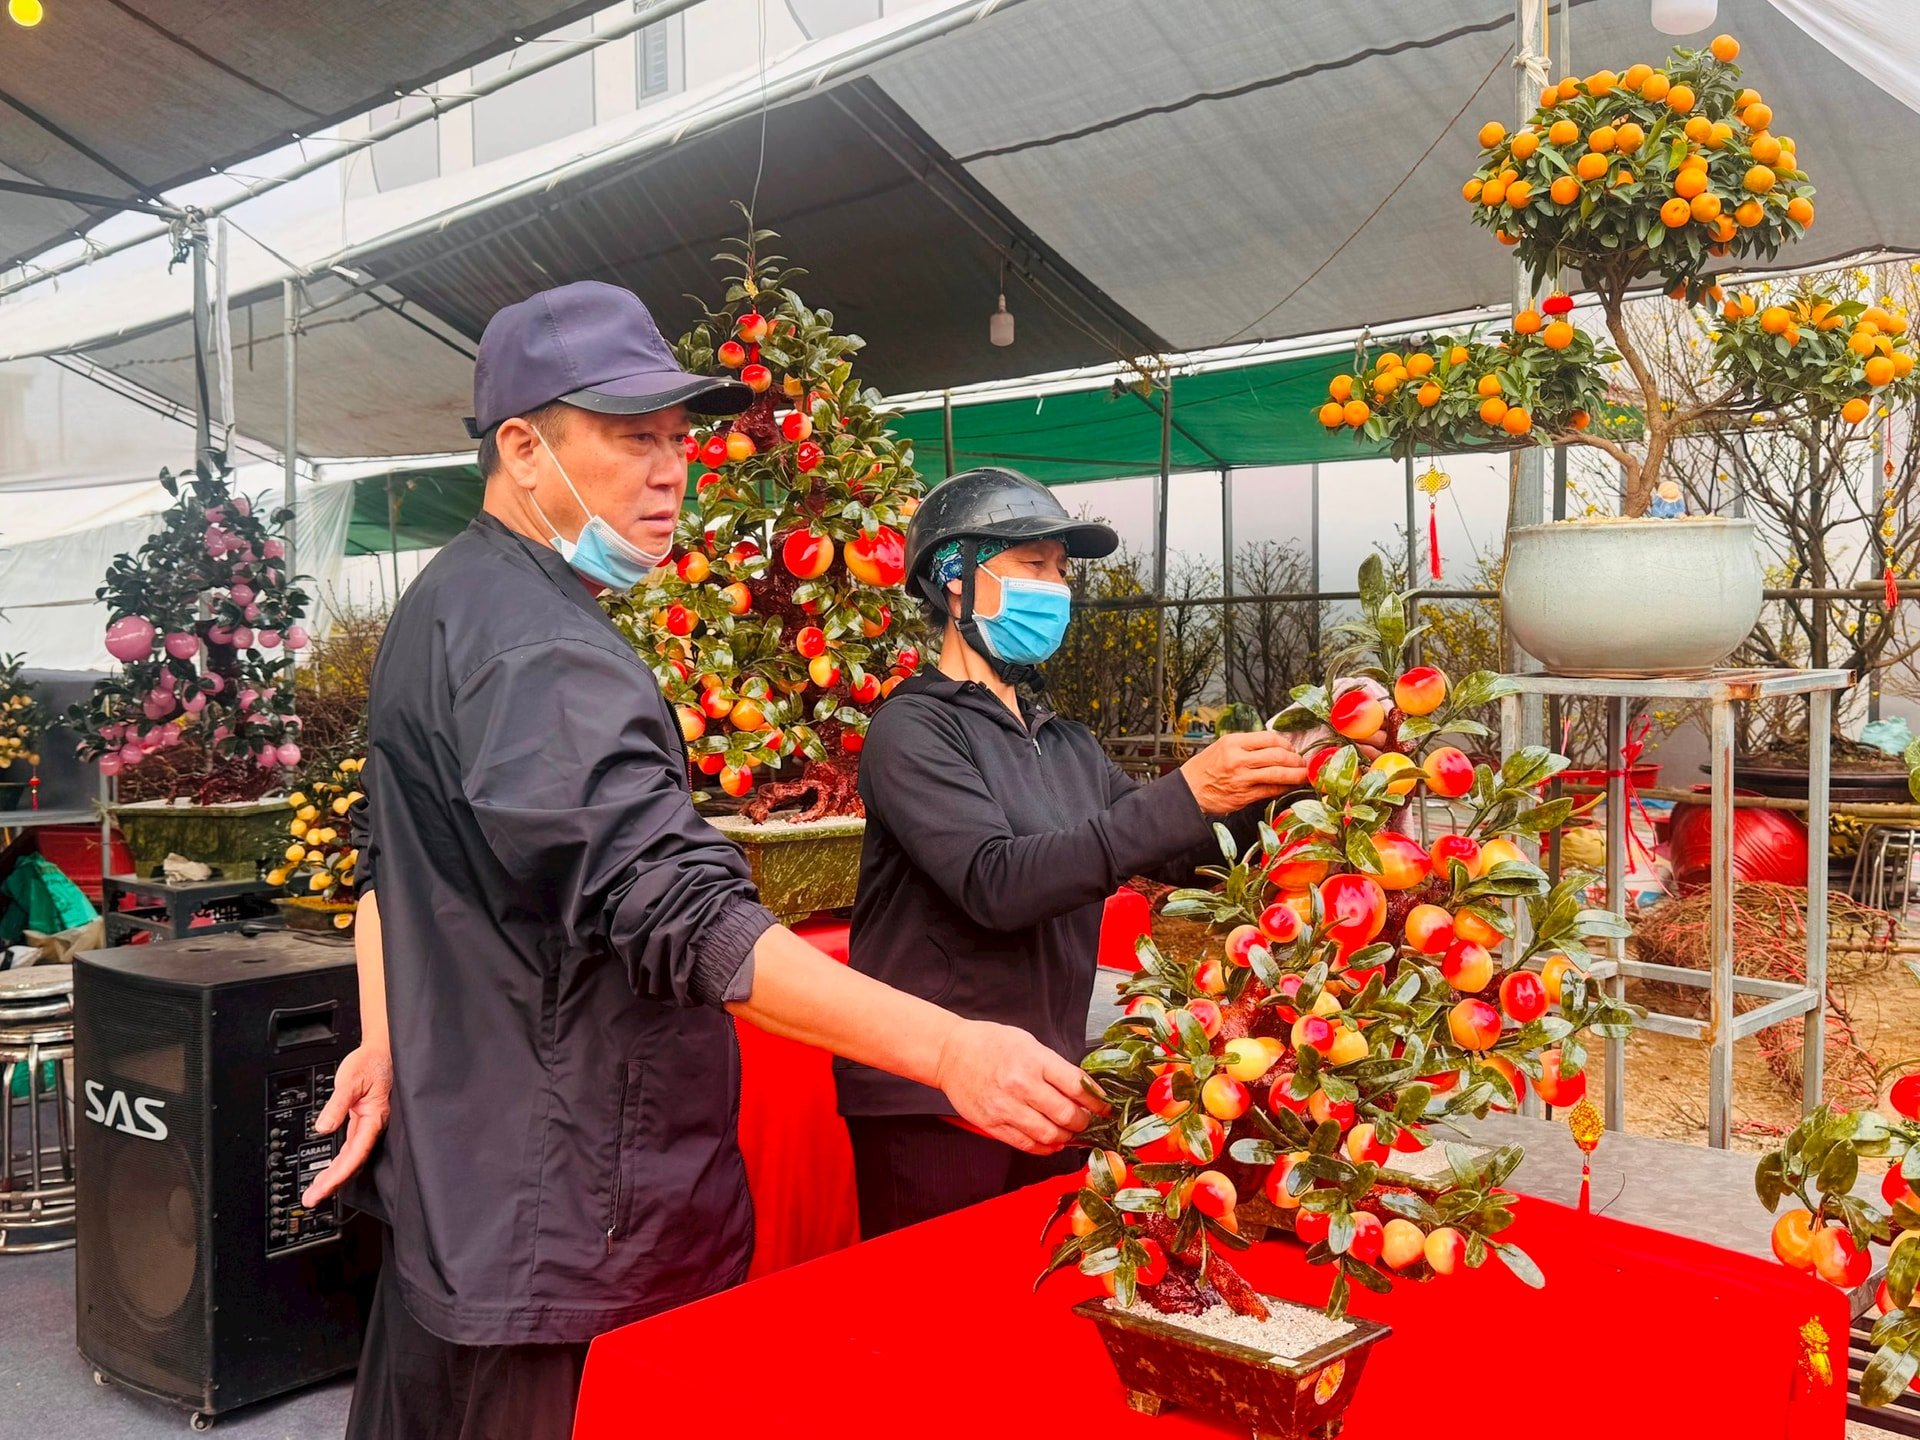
[211,724,231,741]
[231,495,251,517]
[257,630,281,649]
[262,538,286,561]
[120,742,145,765]
[104,615,156,663]
[275,742,302,768]
[96,753,124,778]
[244,604,262,623]
[204,525,230,556]
[232,627,255,649]
[203,672,226,694]
[182,693,207,714]
[207,624,235,646]
[230,583,255,607]
[256,747,280,769]
[164,631,199,660]
[284,626,309,651]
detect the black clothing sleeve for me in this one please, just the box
[452,637,775,1008]
[1102,758,1276,887]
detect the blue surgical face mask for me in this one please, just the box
[527,428,670,593]
[974,576,1073,665]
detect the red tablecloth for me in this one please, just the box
[733,916,860,1278]
[576,1176,1847,1440]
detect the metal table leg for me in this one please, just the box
[1803,688,1830,1114]
[1500,695,1545,1119]
[1604,696,1628,1134]
[1707,697,1736,1148]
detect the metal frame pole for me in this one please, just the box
[283,279,299,586]
[1804,688,1831,1113]
[1508,0,1547,751]
[941,389,955,479]
[188,221,212,467]
[1220,466,1234,706]
[1151,380,1172,754]
[387,476,402,597]
[1604,695,1628,1132]
[1707,696,1737,1148]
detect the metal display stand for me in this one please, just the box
[100,874,281,945]
[1498,668,1851,1149]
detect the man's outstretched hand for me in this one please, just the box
[933,1020,1107,1153]
[301,1045,392,1208]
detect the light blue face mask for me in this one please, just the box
[974,576,1073,665]
[527,428,671,592]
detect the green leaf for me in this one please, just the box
[1862,1344,1920,1408]
[1492,1240,1545,1289]
[1230,1137,1280,1166]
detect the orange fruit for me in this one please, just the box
[1505,180,1533,207]
[1850,330,1879,357]
[1660,196,1693,228]
[1613,168,1635,187]
[1329,374,1355,401]
[1708,121,1734,150]
[1576,152,1610,181]
[1318,402,1346,428]
[1711,34,1740,62]
[1743,102,1773,132]
[1744,164,1776,194]
[1750,133,1782,165]
[1786,195,1814,226]
[1759,306,1792,335]
[1722,300,1743,322]
[1667,84,1696,114]
[1501,167,1519,183]
[1569,408,1591,430]
[1735,199,1765,227]
[1417,382,1442,408]
[1511,129,1540,160]
[1690,193,1722,223]
[1811,302,1839,330]
[1502,406,1533,436]
[1556,75,1580,101]
[1613,122,1645,152]
[1343,399,1371,427]
[1550,175,1581,205]
[1479,395,1509,425]
[1711,214,1738,243]
[1736,88,1761,110]
[1683,116,1712,145]
[1623,63,1653,91]
[1588,124,1617,153]
[1785,324,1802,346]
[1478,121,1507,149]
[1641,72,1671,102]
[1587,69,1618,97]
[1866,355,1896,387]
[1482,178,1508,206]
[1449,345,1470,367]
[1476,373,1504,398]
[1514,308,1544,335]
[1542,320,1575,351]
[1496,229,1518,245]
[1771,1209,1818,1271]
[1377,351,1403,371]
[1674,167,1708,199]
[1463,177,1484,202]
[1738,294,1757,317]
[1897,352,1916,377]
[1842,397,1871,425]
[1373,368,1404,395]
[1407,352,1435,378]
[1548,118,1579,146]
[1539,84,1560,109]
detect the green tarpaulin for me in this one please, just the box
[345,350,1393,553]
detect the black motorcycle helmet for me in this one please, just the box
[906,467,1119,682]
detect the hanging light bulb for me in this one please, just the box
[8,0,44,25]
[1650,0,1716,35]
[989,292,1015,348]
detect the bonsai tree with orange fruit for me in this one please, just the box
[606,221,925,817]
[1042,559,1635,1320]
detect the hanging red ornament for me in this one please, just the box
[1415,467,1452,582]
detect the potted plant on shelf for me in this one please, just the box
[70,463,311,875]
[266,756,364,933]
[604,219,925,920]
[1042,560,1636,1435]
[0,654,44,812]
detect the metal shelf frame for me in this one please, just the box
[1498,668,1852,1148]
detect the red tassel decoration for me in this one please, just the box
[1888,563,1901,613]
[1428,503,1443,581]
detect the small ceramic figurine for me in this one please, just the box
[1648,479,1687,518]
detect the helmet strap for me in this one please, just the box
[953,537,1039,687]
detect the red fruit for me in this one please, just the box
[730,698,768,734]
[740,363,773,394]
[1424,747,1476,799]
[736,312,769,344]
[795,626,828,658]
[1348,1211,1385,1264]
[1225,923,1266,967]
[1291,1015,1335,1054]
[677,552,712,583]
[1185,998,1224,1038]
[1135,1237,1168,1287]
[1447,999,1501,1051]
[1179,1115,1225,1165]
[675,705,706,742]
[1811,1226,1872,1287]
[1885,1167,1920,1211]
[1269,837,1332,890]
[719,765,753,797]
[1771,1208,1819,1270]
[1404,903,1456,955]
[781,529,835,580]
[1293,1209,1332,1247]
[1479,1054,1526,1110]
[699,687,734,720]
[1393,666,1448,716]
[1424,1226,1467,1275]
[1194,958,1230,996]
[795,441,824,472]
[1263,1153,1304,1209]
[1429,833,1482,877]
[700,435,730,468]
[1268,1075,1311,1115]
[1370,831,1431,891]
[728,539,761,565]
[1891,1073,1920,1120]
[1392,1124,1428,1153]
[1382,1218,1426,1270]
[1146,1072,1190,1120]
[1186,1169,1238,1218]
[720,582,753,615]
[1499,970,1548,1022]
[780,410,812,443]
[1307,1089,1355,1128]
[894,647,921,677]
[861,605,892,639]
[1329,688,1386,741]
[717,340,748,369]
[683,434,700,461]
[1201,1074,1251,1121]
[664,603,696,637]
[1318,873,1387,953]
[845,526,908,588]
[841,729,866,755]
[1258,902,1303,945]
[1533,1048,1586,1106]
[851,672,883,705]
[1344,1123,1391,1165]
[695,751,727,776]
[808,654,843,689]
[1441,941,1494,993]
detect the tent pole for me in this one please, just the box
[1508,0,1548,747]
[388,476,402,597]
[942,389,955,479]
[1553,443,1568,521]
[1309,463,1322,666]
[188,219,212,469]
[1219,466,1234,707]
[1152,379,1172,757]
[283,278,299,591]
[1404,453,1420,665]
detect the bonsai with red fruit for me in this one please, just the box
[1041,561,1637,1320]
[605,220,926,817]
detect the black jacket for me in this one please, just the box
[836,674,1217,1117]
[352,514,776,1346]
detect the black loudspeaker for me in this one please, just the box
[73,931,377,1426]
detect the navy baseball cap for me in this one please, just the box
[464,280,752,438]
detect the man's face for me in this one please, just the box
[533,403,691,557]
[946,538,1071,619]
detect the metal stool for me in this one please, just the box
[1850,825,1920,917]
[0,965,75,1253]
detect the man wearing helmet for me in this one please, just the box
[836,467,1324,1235]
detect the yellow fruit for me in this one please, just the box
[1548,118,1579,147]
[1510,130,1540,160]
[1479,121,1507,149]
[287,792,308,808]
[290,819,309,838]
[1683,116,1712,145]
[309,873,331,893]
[1374,368,1404,395]
[1449,345,1470,366]
[285,844,307,863]
[1744,164,1777,194]
[1708,121,1734,150]
[1623,63,1653,91]
[1660,196,1693,228]
[1750,133,1782,165]
[1477,373,1504,398]
[1463,177,1484,203]
[1482,179,1508,206]
[332,796,351,815]
[1330,374,1355,401]
[1735,199,1765,227]
[1743,102,1773,132]
[266,868,289,887]
[1786,196,1814,226]
[1557,75,1580,101]
[1343,399,1371,427]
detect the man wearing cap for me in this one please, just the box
[837,468,1324,1236]
[302,286,1098,1439]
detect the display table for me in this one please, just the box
[733,915,859,1277]
[574,1177,1847,1440]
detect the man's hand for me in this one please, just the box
[1180,732,1312,815]
[301,1045,393,1208]
[933,1020,1106,1153]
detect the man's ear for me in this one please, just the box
[494,417,544,491]
[944,576,963,618]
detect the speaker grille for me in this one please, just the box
[75,969,208,1403]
